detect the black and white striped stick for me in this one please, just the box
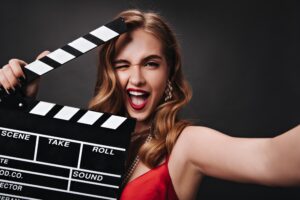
[0,17,127,103]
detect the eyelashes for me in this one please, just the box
[114,61,160,69]
[145,62,159,67]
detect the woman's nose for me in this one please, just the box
[129,65,146,86]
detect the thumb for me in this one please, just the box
[24,50,50,98]
[36,50,50,60]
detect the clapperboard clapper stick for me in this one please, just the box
[0,17,127,109]
[0,17,136,200]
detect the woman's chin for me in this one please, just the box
[127,110,151,124]
[130,113,148,122]
[125,101,155,124]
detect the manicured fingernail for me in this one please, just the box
[17,82,23,88]
[0,87,4,95]
[19,76,26,84]
[0,87,8,97]
[8,88,14,94]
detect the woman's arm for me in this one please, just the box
[268,124,300,186]
[179,124,300,187]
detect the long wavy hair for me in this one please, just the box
[88,9,192,168]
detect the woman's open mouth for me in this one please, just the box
[127,88,150,110]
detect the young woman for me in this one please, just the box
[0,9,299,200]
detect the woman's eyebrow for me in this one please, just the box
[142,55,163,62]
[113,59,129,64]
[113,55,163,64]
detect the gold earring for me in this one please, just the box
[164,80,173,102]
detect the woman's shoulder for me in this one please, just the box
[181,125,215,133]
[169,125,207,166]
[171,125,221,162]
[175,125,212,145]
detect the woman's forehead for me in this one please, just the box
[114,29,164,61]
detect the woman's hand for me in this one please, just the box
[0,51,50,98]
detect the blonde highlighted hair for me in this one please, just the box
[89,9,192,168]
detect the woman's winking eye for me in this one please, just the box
[114,64,129,70]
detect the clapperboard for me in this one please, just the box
[0,18,136,200]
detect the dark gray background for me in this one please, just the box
[1,0,299,199]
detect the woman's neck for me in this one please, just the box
[135,121,151,133]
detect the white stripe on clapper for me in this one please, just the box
[90,26,119,42]
[77,111,104,125]
[29,101,55,116]
[68,37,97,53]
[25,60,54,76]
[101,115,126,129]
[53,106,80,120]
[47,49,75,64]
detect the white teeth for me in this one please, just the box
[128,91,147,96]
[127,90,149,107]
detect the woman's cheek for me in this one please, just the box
[153,83,167,102]
[116,72,128,87]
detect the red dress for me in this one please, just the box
[120,158,179,200]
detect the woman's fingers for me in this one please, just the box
[8,58,27,79]
[36,50,50,60]
[2,64,18,90]
[0,68,13,93]
[24,50,50,97]
[0,58,27,93]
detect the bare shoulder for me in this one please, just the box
[175,125,223,150]
[179,125,214,136]
[170,125,214,158]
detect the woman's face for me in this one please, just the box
[113,28,169,123]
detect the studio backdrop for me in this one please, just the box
[0,0,299,199]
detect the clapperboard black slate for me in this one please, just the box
[0,18,136,200]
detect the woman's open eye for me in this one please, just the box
[145,61,160,68]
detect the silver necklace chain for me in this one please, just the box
[121,131,153,187]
